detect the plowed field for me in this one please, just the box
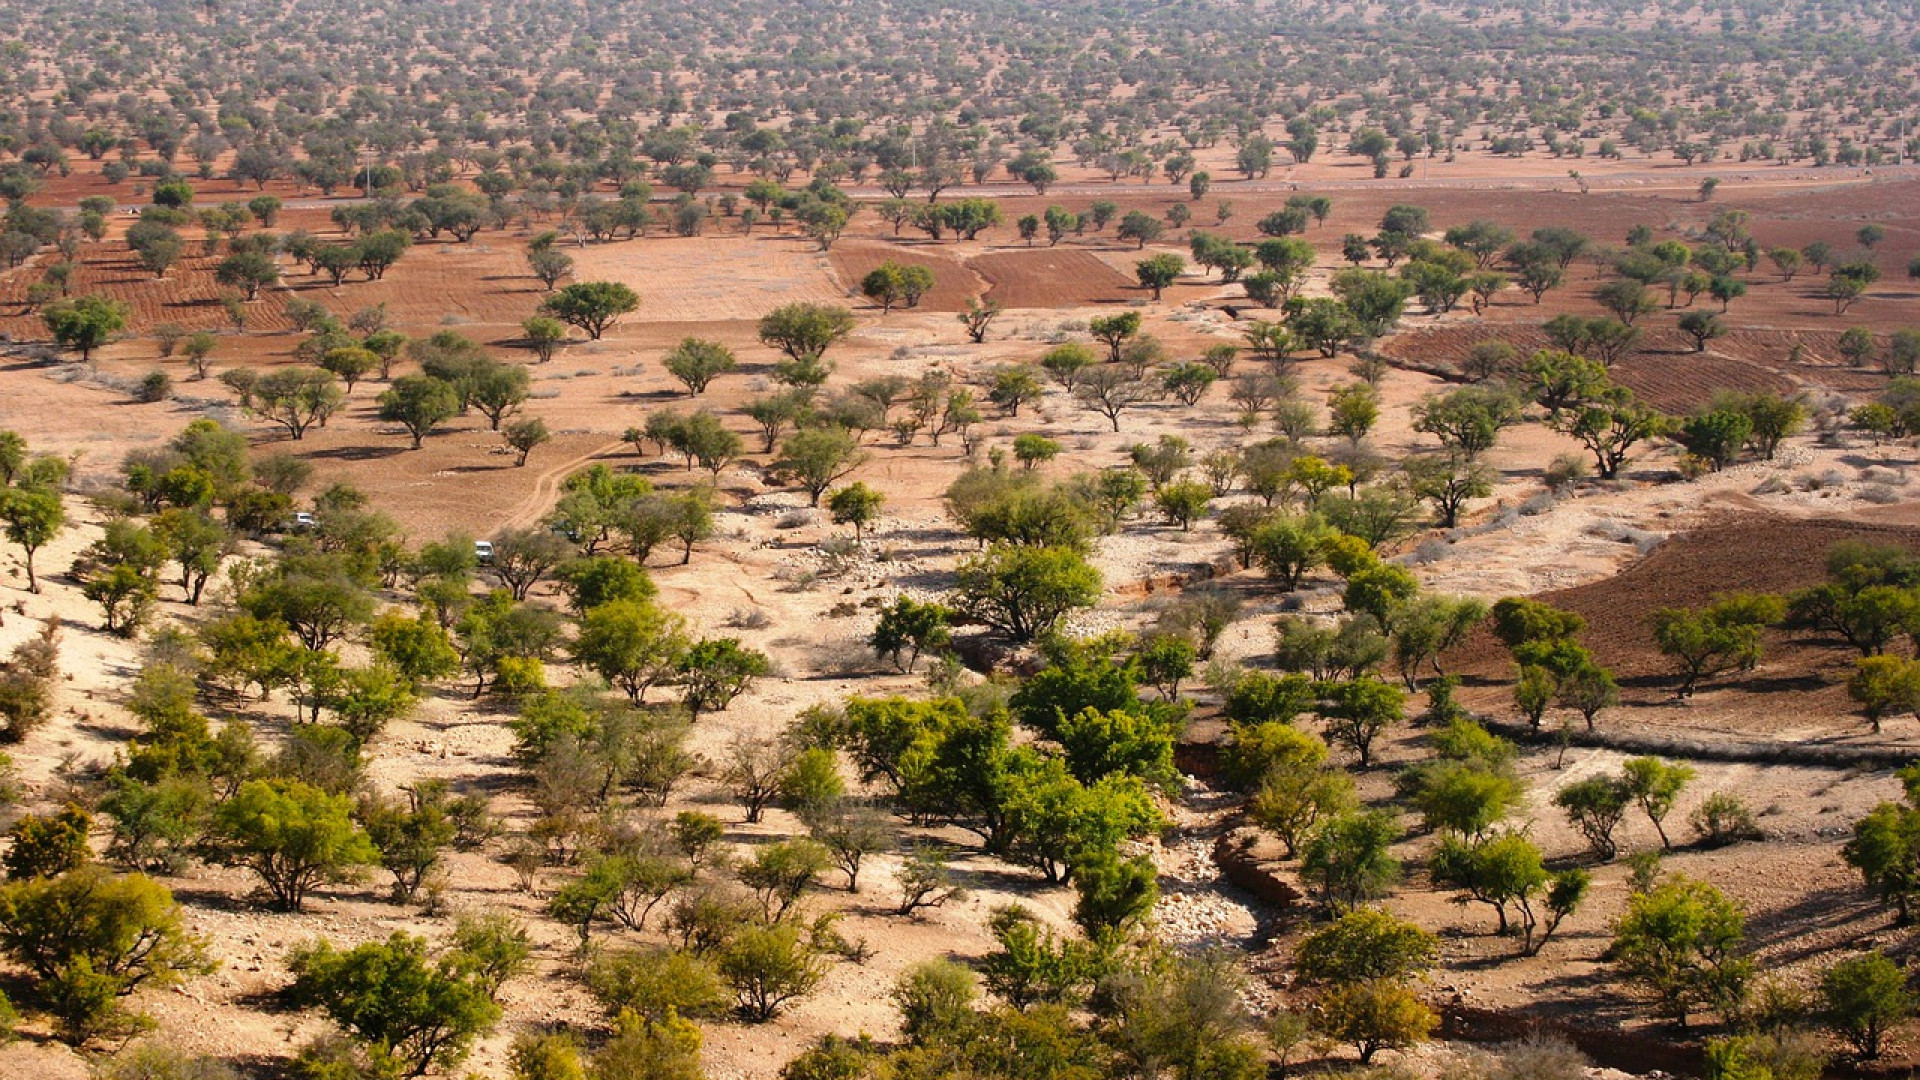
[1441,512,1920,729]
[0,245,305,337]
[969,247,1139,307]
[828,241,984,312]
[1382,322,1894,412]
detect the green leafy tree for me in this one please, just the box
[252,366,345,440]
[720,923,827,1022]
[214,250,280,300]
[662,338,738,396]
[320,346,378,394]
[1295,908,1436,984]
[586,946,726,1026]
[1314,980,1436,1066]
[358,788,455,904]
[288,931,507,1077]
[1070,849,1159,941]
[987,365,1044,417]
[1153,479,1212,531]
[0,485,65,592]
[487,525,573,601]
[1134,253,1184,300]
[860,261,936,313]
[1819,951,1914,1060]
[503,416,551,467]
[1622,757,1696,850]
[1248,761,1355,859]
[759,303,855,365]
[1301,810,1401,911]
[827,482,886,538]
[954,544,1101,644]
[1651,593,1785,697]
[1402,453,1492,529]
[679,637,771,718]
[1719,390,1805,460]
[1411,385,1523,460]
[369,613,459,689]
[589,1012,705,1079]
[0,867,213,1043]
[1849,655,1920,732]
[1554,774,1632,860]
[378,375,462,449]
[553,556,655,616]
[1611,876,1752,1028]
[999,760,1161,884]
[1842,771,1920,922]
[1676,410,1753,471]
[1431,833,1586,954]
[776,426,866,506]
[1328,268,1415,338]
[1553,386,1670,480]
[540,281,640,340]
[521,316,568,364]
[239,555,377,651]
[738,837,831,921]
[1319,677,1405,768]
[1677,311,1726,352]
[958,296,1002,343]
[1595,279,1659,325]
[42,294,130,361]
[1088,311,1143,362]
[869,597,952,672]
[527,245,574,291]
[1057,706,1179,789]
[4,804,93,879]
[1523,350,1610,417]
[976,906,1095,1008]
[469,364,532,431]
[1117,210,1165,248]
[208,779,378,911]
[893,958,978,1045]
[573,596,690,703]
[1403,759,1522,839]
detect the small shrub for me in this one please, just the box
[135,370,173,403]
[1691,792,1764,847]
[585,946,727,1024]
[1795,469,1848,492]
[1517,492,1559,517]
[895,845,967,916]
[92,1044,235,1080]
[1544,453,1588,490]
[4,804,93,879]
[1860,484,1900,505]
[0,617,61,742]
[726,607,773,630]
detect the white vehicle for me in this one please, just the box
[474,540,495,563]
[290,512,316,531]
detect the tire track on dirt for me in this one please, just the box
[497,439,625,532]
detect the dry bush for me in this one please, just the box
[0,617,60,743]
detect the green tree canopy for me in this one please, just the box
[540,281,640,340]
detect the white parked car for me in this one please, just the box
[474,540,495,563]
[290,512,316,531]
